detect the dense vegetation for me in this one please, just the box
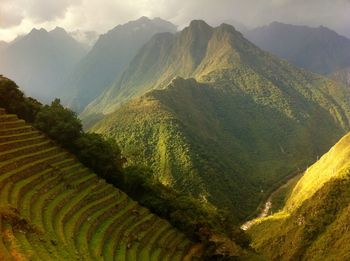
[0,107,201,260]
[0,75,41,122]
[248,133,350,260]
[0,75,259,259]
[34,99,124,183]
[90,20,350,227]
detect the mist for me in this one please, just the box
[1,0,350,41]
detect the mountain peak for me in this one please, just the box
[29,28,48,35]
[51,26,67,34]
[217,23,239,34]
[137,16,151,22]
[189,20,212,30]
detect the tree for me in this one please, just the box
[0,77,41,122]
[34,99,82,148]
[74,133,124,182]
[34,99,124,184]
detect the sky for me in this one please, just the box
[1,0,350,42]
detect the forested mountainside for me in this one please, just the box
[88,20,350,224]
[248,132,350,260]
[0,27,86,102]
[245,22,350,74]
[63,16,177,112]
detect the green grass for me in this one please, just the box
[0,109,200,260]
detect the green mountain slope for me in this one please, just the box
[245,22,350,74]
[0,27,86,103]
[0,104,203,260]
[248,132,350,260]
[88,18,350,222]
[64,17,177,112]
[89,21,350,221]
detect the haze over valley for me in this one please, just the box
[1,1,350,260]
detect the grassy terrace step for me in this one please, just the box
[0,130,42,143]
[101,201,142,259]
[0,110,199,260]
[0,119,26,129]
[0,216,12,260]
[85,192,128,257]
[138,221,173,260]
[0,151,68,192]
[0,114,19,123]
[0,147,66,174]
[43,176,101,239]
[0,140,54,162]
[31,172,98,232]
[0,108,6,115]
[53,182,112,244]
[63,193,121,247]
[0,125,35,136]
[0,135,48,152]
[74,195,128,255]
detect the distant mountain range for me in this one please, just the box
[63,16,177,112]
[0,27,86,102]
[245,22,350,74]
[88,20,350,221]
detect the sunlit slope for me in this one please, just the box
[249,132,350,260]
[0,108,201,260]
[89,20,350,224]
[286,133,350,210]
[91,71,350,222]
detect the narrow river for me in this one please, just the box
[240,199,272,230]
[240,172,302,231]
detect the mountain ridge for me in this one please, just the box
[0,27,86,102]
[63,16,177,112]
[88,21,350,222]
[245,21,350,74]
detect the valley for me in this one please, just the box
[241,172,302,231]
[1,2,350,259]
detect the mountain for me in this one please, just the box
[248,132,350,260]
[88,20,350,222]
[0,105,202,260]
[220,19,249,34]
[0,27,86,102]
[63,16,177,112]
[245,22,350,74]
[330,66,350,86]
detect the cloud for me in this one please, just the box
[1,0,350,41]
[0,2,24,28]
[24,0,77,22]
